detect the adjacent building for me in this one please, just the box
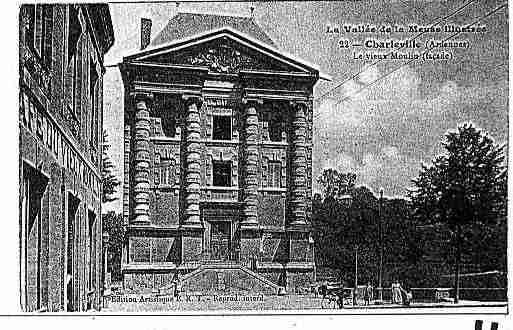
[19,4,114,311]
[120,13,327,294]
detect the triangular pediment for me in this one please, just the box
[125,28,321,76]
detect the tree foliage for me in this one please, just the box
[409,123,507,288]
[313,169,421,286]
[102,130,121,203]
[410,123,506,230]
[317,168,357,199]
[102,211,124,281]
[313,124,507,290]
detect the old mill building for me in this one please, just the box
[119,12,328,294]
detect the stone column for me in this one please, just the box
[289,101,308,226]
[182,96,203,228]
[130,92,153,225]
[241,99,260,228]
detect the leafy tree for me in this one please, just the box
[102,130,121,203]
[409,123,507,302]
[317,168,356,200]
[313,170,381,285]
[102,211,124,281]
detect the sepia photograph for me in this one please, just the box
[17,0,509,318]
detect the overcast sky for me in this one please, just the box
[102,1,508,213]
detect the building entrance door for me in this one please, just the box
[210,221,231,261]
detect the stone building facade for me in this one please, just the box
[19,4,114,311]
[120,13,326,294]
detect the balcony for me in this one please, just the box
[200,186,239,202]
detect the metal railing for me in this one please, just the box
[352,287,508,304]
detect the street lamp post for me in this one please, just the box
[338,193,354,305]
[102,231,110,309]
[449,184,465,305]
[354,245,358,306]
[378,189,384,302]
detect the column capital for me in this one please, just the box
[242,97,264,105]
[182,94,203,108]
[289,100,308,109]
[129,91,154,103]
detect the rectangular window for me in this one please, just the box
[21,165,48,312]
[23,5,35,49]
[212,115,231,140]
[213,161,232,187]
[33,5,43,57]
[154,96,177,138]
[269,113,284,142]
[23,5,53,69]
[159,159,175,186]
[66,193,80,312]
[268,161,282,188]
[161,115,176,137]
[89,58,98,148]
[66,6,81,119]
[42,5,53,69]
[87,211,96,303]
[67,6,81,66]
[22,93,44,136]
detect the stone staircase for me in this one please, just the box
[160,263,283,296]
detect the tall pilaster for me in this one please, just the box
[182,96,203,228]
[130,92,153,225]
[289,101,308,226]
[241,99,260,228]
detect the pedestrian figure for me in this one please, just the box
[312,285,319,297]
[336,289,345,309]
[400,284,412,307]
[391,280,402,304]
[364,281,373,306]
[319,281,328,299]
[172,280,179,300]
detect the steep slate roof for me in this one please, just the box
[150,12,276,48]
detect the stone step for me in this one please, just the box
[161,264,284,296]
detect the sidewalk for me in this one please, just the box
[344,300,507,309]
[100,293,507,313]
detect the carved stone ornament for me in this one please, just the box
[186,44,256,74]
